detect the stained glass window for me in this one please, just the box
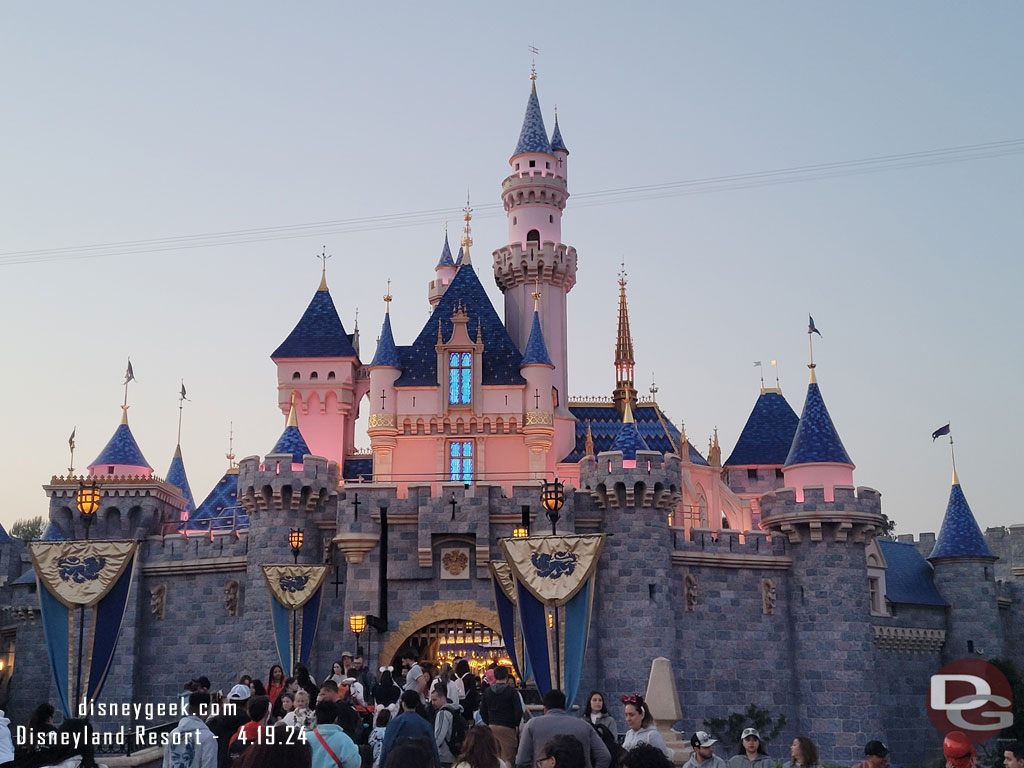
[448,352,472,405]
[449,441,473,483]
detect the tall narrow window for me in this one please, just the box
[450,441,473,483]
[449,352,472,405]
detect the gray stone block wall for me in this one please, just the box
[931,559,1003,662]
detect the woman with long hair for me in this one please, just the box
[622,694,672,759]
[266,664,286,705]
[788,737,823,768]
[453,724,507,768]
[372,666,403,710]
[581,691,617,739]
[327,660,346,686]
[728,728,773,768]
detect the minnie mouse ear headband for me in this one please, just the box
[379,665,393,673]
[622,693,644,705]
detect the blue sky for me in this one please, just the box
[1,2,1021,537]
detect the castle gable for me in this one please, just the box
[725,390,799,466]
[878,540,948,606]
[394,264,524,387]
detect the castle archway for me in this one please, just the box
[378,599,502,668]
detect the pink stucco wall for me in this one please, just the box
[783,463,855,501]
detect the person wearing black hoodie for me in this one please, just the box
[207,684,252,768]
[478,665,522,764]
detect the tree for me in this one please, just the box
[10,516,44,540]
[879,513,897,537]
[705,704,786,754]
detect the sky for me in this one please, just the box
[1,2,1021,538]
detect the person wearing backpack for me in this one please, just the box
[478,666,522,764]
[431,681,466,767]
[455,659,480,723]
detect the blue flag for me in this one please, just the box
[808,315,822,336]
[932,424,951,441]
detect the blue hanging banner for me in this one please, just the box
[263,565,329,669]
[29,541,138,717]
[498,534,605,707]
[490,562,526,681]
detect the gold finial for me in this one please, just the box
[529,45,539,82]
[318,246,331,291]
[226,421,237,470]
[618,257,627,286]
[584,421,594,456]
[713,427,720,449]
[476,318,483,345]
[623,401,635,424]
[437,319,443,344]
[460,193,473,265]
[120,407,129,425]
[287,392,299,427]
[384,278,392,313]
[809,366,817,384]
[649,372,658,400]
[532,274,541,311]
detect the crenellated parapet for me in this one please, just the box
[580,450,682,509]
[236,453,339,515]
[43,473,187,539]
[759,485,883,544]
[492,241,577,293]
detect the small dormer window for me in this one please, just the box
[529,160,536,168]
[449,352,472,405]
[328,371,336,380]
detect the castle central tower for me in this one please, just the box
[493,74,577,460]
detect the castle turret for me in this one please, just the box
[610,402,649,469]
[928,468,1002,660]
[611,270,639,415]
[520,293,555,476]
[428,232,457,308]
[368,295,402,481]
[272,267,361,466]
[88,410,153,478]
[550,110,569,180]
[782,367,854,501]
[493,74,577,460]
[270,399,313,469]
[165,445,195,521]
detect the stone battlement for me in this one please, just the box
[579,450,682,509]
[675,527,788,557]
[492,241,578,291]
[759,485,883,544]
[237,453,339,514]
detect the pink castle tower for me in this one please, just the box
[271,265,365,467]
[492,72,577,461]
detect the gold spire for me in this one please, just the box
[287,393,299,427]
[384,278,392,314]
[952,466,960,485]
[226,421,237,471]
[318,246,331,291]
[584,421,594,456]
[709,427,722,467]
[623,400,635,424]
[679,421,691,463]
[532,275,541,312]
[120,407,129,425]
[460,194,473,265]
[809,366,817,384]
[612,260,637,414]
[529,45,539,83]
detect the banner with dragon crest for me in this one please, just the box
[262,566,328,670]
[497,534,605,706]
[29,541,139,717]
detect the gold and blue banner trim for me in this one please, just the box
[497,534,604,706]
[29,541,138,717]
[489,562,525,682]
[263,565,328,669]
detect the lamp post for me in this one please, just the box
[349,614,366,657]
[73,480,101,709]
[540,478,565,536]
[288,528,304,565]
[287,529,304,670]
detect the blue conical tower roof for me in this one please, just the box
[611,403,650,461]
[455,246,464,267]
[436,233,456,268]
[185,469,247,531]
[725,390,800,466]
[513,81,552,157]
[520,309,553,367]
[784,375,853,467]
[929,474,996,560]
[165,445,196,516]
[272,279,357,359]
[270,402,311,464]
[369,309,402,368]
[89,413,152,471]
[550,115,568,153]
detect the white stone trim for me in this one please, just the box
[872,625,946,653]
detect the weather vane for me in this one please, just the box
[529,45,539,80]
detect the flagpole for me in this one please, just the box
[808,332,815,369]
[177,381,185,445]
[949,427,958,482]
[68,428,76,476]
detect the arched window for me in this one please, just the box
[292,372,300,380]
[449,441,473,483]
[448,352,472,405]
[327,371,336,380]
[527,229,540,243]
[309,372,318,380]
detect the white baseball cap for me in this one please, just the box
[692,731,718,748]
[227,684,252,701]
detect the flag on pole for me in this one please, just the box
[124,359,135,383]
[808,315,822,337]
[180,382,189,401]
[68,428,76,451]
[932,424,951,441]
[754,361,762,367]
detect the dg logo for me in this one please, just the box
[928,658,1014,742]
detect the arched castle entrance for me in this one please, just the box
[378,599,502,667]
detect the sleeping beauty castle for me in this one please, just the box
[0,73,1020,765]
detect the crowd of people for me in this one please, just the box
[4,653,1024,768]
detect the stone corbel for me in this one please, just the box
[780,523,801,544]
[834,522,853,543]
[332,532,380,564]
[809,520,823,542]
